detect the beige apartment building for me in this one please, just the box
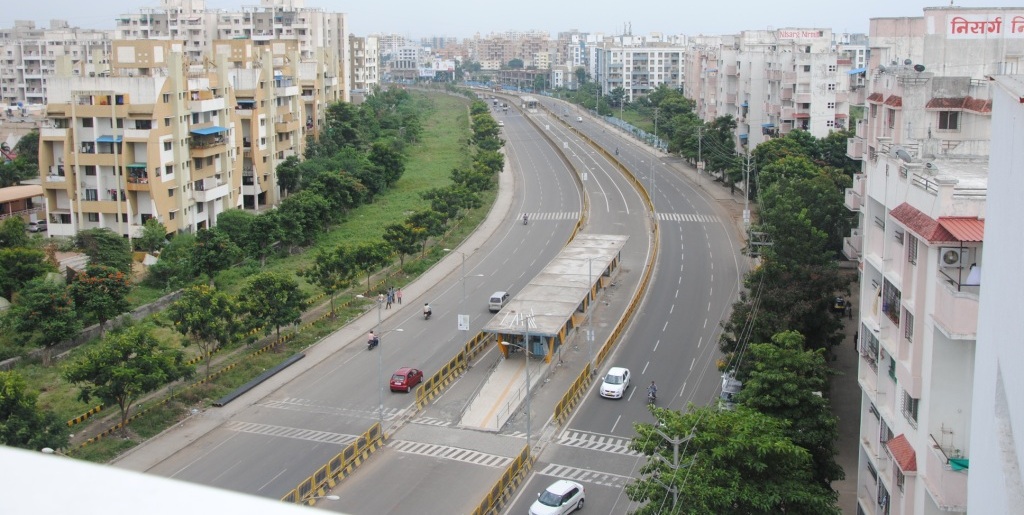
[37,37,310,240]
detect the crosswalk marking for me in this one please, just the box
[412,417,451,427]
[389,440,514,468]
[225,421,358,446]
[537,463,632,488]
[557,430,640,456]
[657,213,720,223]
[260,397,401,421]
[520,212,580,221]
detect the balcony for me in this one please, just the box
[40,127,67,139]
[845,186,863,212]
[46,165,67,183]
[847,137,865,160]
[933,281,979,339]
[765,69,783,81]
[923,434,968,511]
[797,92,812,104]
[780,88,793,101]
[190,96,226,114]
[193,182,230,203]
[724,64,738,76]
[843,228,862,261]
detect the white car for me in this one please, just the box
[529,479,585,515]
[498,120,505,127]
[576,116,583,122]
[600,366,630,399]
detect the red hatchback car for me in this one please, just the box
[390,367,424,392]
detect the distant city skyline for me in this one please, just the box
[8,0,1024,39]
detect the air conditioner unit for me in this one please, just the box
[939,247,968,268]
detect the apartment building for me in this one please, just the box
[969,74,1024,515]
[0,20,112,106]
[594,44,684,103]
[846,7,1024,514]
[349,35,379,102]
[115,0,349,102]
[683,36,724,121]
[37,37,306,240]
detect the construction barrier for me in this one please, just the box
[66,404,103,427]
[416,331,495,410]
[280,423,385,505]
[471,444,533,515]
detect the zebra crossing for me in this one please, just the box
[225,421,359,446]
[657,213,720,223]
[536,463,633,489]
[520,212,580,221]
[411,416,451,427]
[260,397,402,420]
[557,430,640,456]
[389,440,514,468]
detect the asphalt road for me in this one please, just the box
[501,98,749,515]
[143,99,585,504]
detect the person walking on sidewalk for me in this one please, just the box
[396,288,403,304]
[385,290,393,309]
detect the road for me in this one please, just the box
[140,97,587,506]
[502,98,749,514]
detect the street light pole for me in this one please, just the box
[375,297,383,426]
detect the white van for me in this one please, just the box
[488,291,510,312]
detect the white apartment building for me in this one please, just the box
[594,44,684,102]
[847,7,1024,515]
[0,20,112,106]
[968,74,1024,515]
[732,28,849,149]
[349,35,379,101]
[115,0,349,102]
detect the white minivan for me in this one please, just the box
[488,291,510,312]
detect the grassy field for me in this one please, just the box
[23,90,486,461]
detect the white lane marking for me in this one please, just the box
[257,468,288,492]
[610,415,621,434]
[690,358,696,371]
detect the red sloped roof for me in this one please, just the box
[889,203,957,244]
[884,95,903,107]
[794,113,811,119]
[886,434,918,472]
[867,92,884,103]
[938,217,985,242]
[963,96,992,113]
[925,96,993,114]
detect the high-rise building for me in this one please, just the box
[847,7,1024,514]
[0,20,112,106]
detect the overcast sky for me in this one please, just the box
[8,0,1024,39]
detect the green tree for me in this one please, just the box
[421,185,481,220]
[629,405,839,515]
[190,228,242,284]
[12,130,39,166]
[134,217,168,253]
[350,242,392,291]
[276,154,302,195]
[143,232,195,289]
[240,272,307,341]
[406,210,447,256]
[369,141,406,187]
[3,278,81,365]
[0,216,30,248]
[608,87,626,108]
[69,264,132,336]
[166,285,240,376]
[737,331,843,487]
[507,58,524,69]
[215,209,254,249]
[76,228,133,274]
[277,190,331,249]
[0,247,54,299]
[301,246,357,315]
[248,212,282,266]
[382,223,419,267]
[63,324,192,429]
[0,371,69,450]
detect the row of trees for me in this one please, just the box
[625,123,856,511]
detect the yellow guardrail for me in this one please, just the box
[416,331,494,410]
[280,422,385,505]
[471,444,533,515]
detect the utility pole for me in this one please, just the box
[653,107,659,152]
[653,429,695,511]
[744,152,752,229]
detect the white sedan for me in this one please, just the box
[599,367,630,399]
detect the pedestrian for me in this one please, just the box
[853,331,859,353]
[396,288,403,304]
[385,291,393,309]
[846,303,853,319]
[377,292,385,305]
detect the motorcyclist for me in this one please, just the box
[523,213,528,225]
[647,381,658,400]
[368,330,379,348]
[423,303,432,319]
[615,147,619,156]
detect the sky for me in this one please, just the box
[7,0,1024,39]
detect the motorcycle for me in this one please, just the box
[423,308,432,320]
[367,336,380,350]
[523,214,528,225]
[647,390,657,405]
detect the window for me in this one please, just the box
[116,118,123,129]
[827,83,836,91]
[192,113,199,124]
[81,118,94,128]
[163,93,170,103]
[903,311,914,342]
[121,214,128,223]
[169,211,176,220]
[887,108,896,129]
[168,188,175,197]
[196,203,204,213]
[803,65,811,72]
[84,189,98,201]
[164,117,171,127]
[827,102,836,109]
[939,111,960,131]
[84,165,96,176]
[907,235,918,265]
[87,212,99,222]
[888,355,897,382]
[164,164,173,176]
[194,158,203,170]
[896,469,906,492]
[164,141,172,151]
[902,390,919,427]
[882,279,901,325]
[828,64,837,72]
